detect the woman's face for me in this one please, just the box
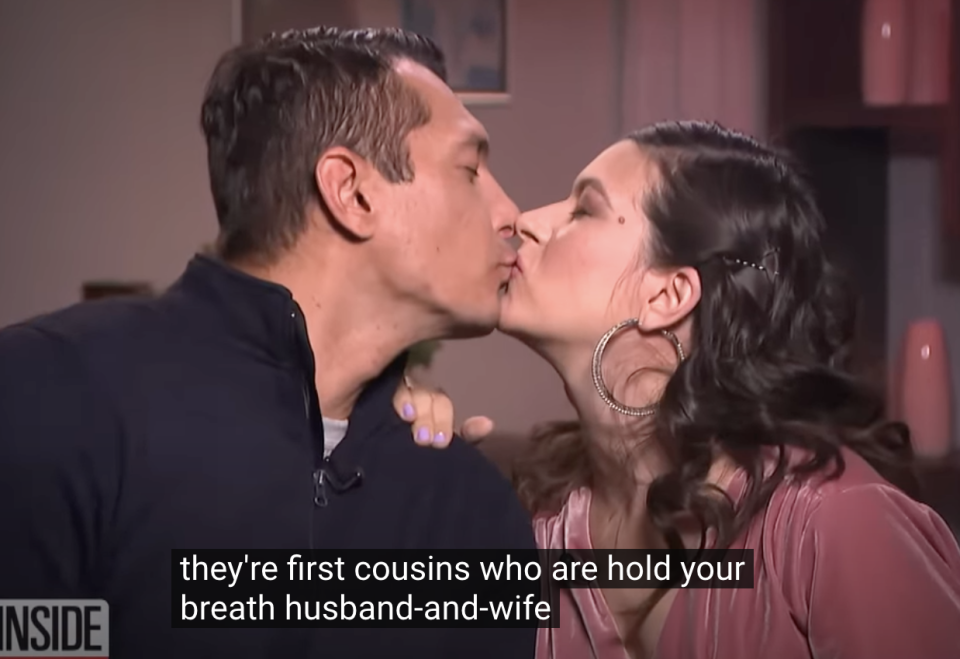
[500,140,656,349]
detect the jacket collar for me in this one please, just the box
[167,254,408,441]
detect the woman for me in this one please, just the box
[394,120,960,658]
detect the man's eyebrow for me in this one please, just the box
[572,177,611,206]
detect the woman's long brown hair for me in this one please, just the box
[512,123,916,648]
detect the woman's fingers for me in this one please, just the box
[460,416,495,442]
[393,377,416,422]
[430,395,455,448]
[409,386,436,446]
[392,373,483,449]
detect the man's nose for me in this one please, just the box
[494,194,520,241]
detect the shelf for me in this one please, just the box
[768,0,960,282]
[783,103,946,133]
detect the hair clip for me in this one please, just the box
[723,249,780,277]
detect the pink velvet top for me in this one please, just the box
[534,450,960,659]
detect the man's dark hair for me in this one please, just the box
[200,26,447,264]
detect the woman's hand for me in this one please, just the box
[393,375,494,448]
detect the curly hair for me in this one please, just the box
[513,120,917,555]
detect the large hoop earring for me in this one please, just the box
[591,318,686,417]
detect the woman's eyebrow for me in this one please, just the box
[571,177,612,208]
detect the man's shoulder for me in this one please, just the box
[3,297,159,343]
[0,296,169,364]
[405,431,512,488]
[376,422,522,500]
[446,436,534,546]
[379,427,534,545]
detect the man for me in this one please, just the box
[0,27,535,658]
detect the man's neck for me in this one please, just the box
[240,245,426,421]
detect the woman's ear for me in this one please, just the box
[314,147,378,240]
[637,266,701,330]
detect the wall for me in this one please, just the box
[888,157,960,447]
[430,0,622,431]
[621,0,764,138]
[432,0,767,432]
[0,0,791,438]
[0,0,231,329]
[0,0,616,433]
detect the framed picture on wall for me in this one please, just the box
[235,0,511,104]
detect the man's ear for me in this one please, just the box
[637,266,702,330]
[314,147,378,240]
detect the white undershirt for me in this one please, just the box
[322,416,349,458]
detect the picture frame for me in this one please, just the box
[233,0,511,105]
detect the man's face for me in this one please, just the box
[371,60,519,337]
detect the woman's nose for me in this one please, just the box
[515,211,544,245]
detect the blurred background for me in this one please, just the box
[0,0,957,467]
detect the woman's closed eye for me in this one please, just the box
[570,191,600,220]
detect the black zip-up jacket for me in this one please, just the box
[0,255,537,658]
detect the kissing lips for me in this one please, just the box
[510,255,524,278]
[497,258,518,295]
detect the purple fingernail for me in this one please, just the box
[417,427,431,443]
[433,432,446,445]
[402,403,415,419]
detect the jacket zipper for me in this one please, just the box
[312,467,327,507]
[291,306,328,554]
[304,382,329,508]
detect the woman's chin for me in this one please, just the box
[495,291,527,335]
[496,307,546,350]
[497,289,564,352]
[495,314,523,337]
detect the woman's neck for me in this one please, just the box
[559,348,672,487]
[557,360,667,550]
[558,355,740,552]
